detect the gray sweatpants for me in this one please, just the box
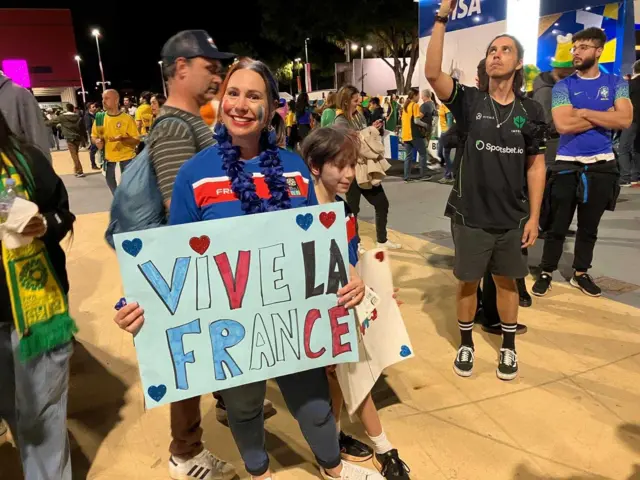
[0,323,72,480]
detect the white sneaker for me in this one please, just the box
[376,241,401,250]
[321,461,384,479]
[358,244,366,255]
[169,449,236,480]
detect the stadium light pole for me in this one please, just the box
[92,29,107,91]
[74,55,87,105]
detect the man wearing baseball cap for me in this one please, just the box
[114,30,243,480]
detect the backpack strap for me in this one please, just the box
[150,114,200,150]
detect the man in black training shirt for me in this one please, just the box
[426,0,546,381]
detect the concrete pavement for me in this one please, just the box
[0,150,639,480]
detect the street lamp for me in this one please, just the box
[92,28,107,91]
[74,55,87,106]
[158,61,167,97]
[353,45,374,93]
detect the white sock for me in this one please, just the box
[367,430,393,455]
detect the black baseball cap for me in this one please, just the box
[161,30,236,64]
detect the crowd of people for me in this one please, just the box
[0,0,635,477]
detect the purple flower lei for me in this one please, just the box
[214,123,291,215]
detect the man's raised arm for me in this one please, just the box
[425,0,456,101]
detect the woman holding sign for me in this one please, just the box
[115,58,382,480]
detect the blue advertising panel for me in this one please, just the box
[419,0,507,37]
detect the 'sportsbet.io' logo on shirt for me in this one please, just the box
[475,140,524,155]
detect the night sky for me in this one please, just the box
[12,2,271,101]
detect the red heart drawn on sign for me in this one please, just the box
[319,211,336,229]
[189,236,211,255]
[375,251,385,262]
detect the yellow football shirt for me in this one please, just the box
[135,103,154,134]
[401,102,420,142]
[92,112,139,162]
[439,104,451,132]
[285,111,296,128]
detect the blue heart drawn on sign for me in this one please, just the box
[147,384,167,402]
[296,213,313,231]
[400,345,412,358]
[122,238,143,257]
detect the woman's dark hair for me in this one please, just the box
[0,110,34,195]
[295,92,310,116]
[218,57,285,146]
[404,88,419,113]
[152,93,167,107]
[370,97,381,107]
[486,34,525,97]
[336,85,359,121]
[301,126,360,172]
[287,100,296,111]
[573,27,607,48]
[477,58,489,92]
[140,91,152,104]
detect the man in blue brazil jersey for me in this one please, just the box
[532,28,632,298]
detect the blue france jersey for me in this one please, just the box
[552,72,629,161]
[169,146,318,225]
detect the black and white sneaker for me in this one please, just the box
[373,449,411,479]
[570,273,602,297]
[532,273,552,297]
[168,449,236,480]
[496,348,518,381]
[453,346,474,377]
[339,431,373,462]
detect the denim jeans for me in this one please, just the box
[404,137,427,180]
[0,323,73,480]
[618,123,640,184]
[105,159,133,194]
[220,368,341,476]
[89,144,98,168]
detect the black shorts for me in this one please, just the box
[451,222,528,282]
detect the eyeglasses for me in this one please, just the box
[570,45,598,54]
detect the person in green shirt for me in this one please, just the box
[385,93,399,132]
[319,91,337,127]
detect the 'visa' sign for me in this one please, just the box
[451,0,482,20]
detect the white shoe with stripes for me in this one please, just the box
[169,449,237,480]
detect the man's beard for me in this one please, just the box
[574,56,596,71]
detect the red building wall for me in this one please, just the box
[0,9,80,88]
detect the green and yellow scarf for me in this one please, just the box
[1,151,77,361]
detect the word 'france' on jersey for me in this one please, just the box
[443,80,547,230]
[169,146,318,225]
[552,72,629,164]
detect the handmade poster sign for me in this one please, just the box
[336,248,414,416]
[114,204,359,408]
